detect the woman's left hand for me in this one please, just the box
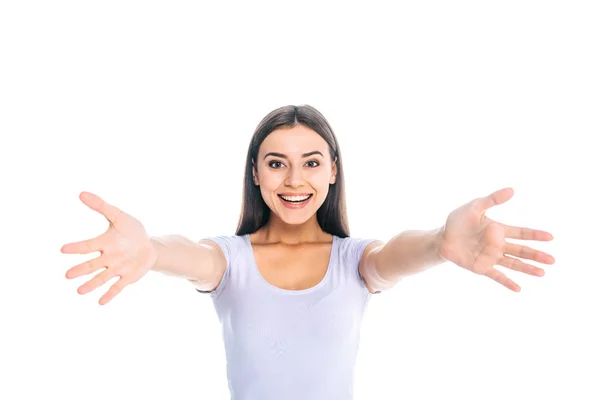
[439,187,555,292]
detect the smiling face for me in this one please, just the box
[252,124,337,226]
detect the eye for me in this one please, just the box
[306,160,319,167]
[268,161,284,169]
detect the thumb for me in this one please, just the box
[472,187,514,213]
[79,191,122,225]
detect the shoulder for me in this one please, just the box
[337,236,384,259]
[200,234,246,279]
[193,234,246,296]
[200,234,246,260]
[337,236,385,294]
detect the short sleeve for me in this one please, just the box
[339,236,382,295]
[194,235,239,298]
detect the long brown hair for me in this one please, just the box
[235,104,350,238]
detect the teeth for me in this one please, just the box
[280,194,311,202]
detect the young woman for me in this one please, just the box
[62,104,555,399]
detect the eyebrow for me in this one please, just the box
[263,151,324,160]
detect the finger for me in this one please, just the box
[65,254,108,279]
[99,277,129,305]
[483,267,521,292]
[61,235,103,255]
[77,267,117,295]
[498,255,545,277]
[504,242,555,264]
[79,191,122,225]
[473,187,514,213]
[503,225,554,241]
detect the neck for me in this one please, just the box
[258,214,330,245]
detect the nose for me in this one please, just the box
[284,165,305,188]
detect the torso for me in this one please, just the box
[248,232,334,291]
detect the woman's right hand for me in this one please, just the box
[62,192,158,305]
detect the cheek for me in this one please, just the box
[258,174,283,200]
[310,170,332,189]
[259,170,282,186]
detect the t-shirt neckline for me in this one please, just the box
[243,234,337,295]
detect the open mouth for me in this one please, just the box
[277,194,313,204]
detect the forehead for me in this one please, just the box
[258,125,328,156]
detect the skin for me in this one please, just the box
[245,125,355,291]
[61,124,556,304]
[60,125,342,304]
[250,124,337,245]
[361,187,555,293]
[247,127,556,295]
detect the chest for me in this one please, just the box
[252,243,333,291]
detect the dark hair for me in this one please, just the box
[235,104,350,238]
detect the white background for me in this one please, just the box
[1,1,598,399]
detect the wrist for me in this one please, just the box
[435,225,448,263]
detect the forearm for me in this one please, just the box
[149,235,214,281]
[374,227,446,282]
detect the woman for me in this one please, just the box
[62,104,555,399]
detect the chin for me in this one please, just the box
[279,214,314,225]
[270,207,317,225]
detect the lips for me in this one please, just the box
[278,194,313,203]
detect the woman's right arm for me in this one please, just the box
[62,192,226,304]
[150,235,226,291]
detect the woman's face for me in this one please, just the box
[253,124,337,225]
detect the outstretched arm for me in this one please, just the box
[359,187,555,293]
[359,228,444,292]
[62,192,225,305]
[151,235,226,291]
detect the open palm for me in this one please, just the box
[62,192,157,305]
[439,187,555,292]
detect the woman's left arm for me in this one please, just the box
[360,187,555,293]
